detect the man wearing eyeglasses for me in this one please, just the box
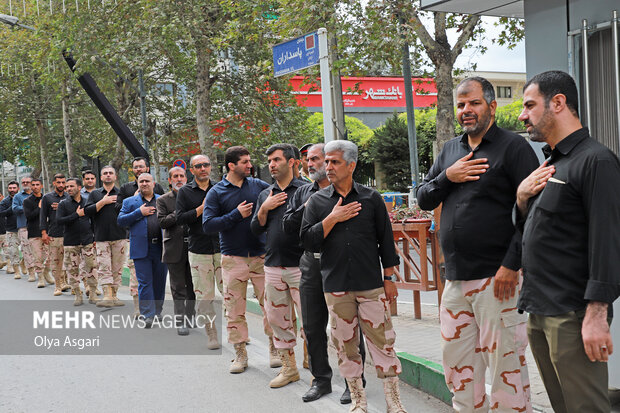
[176,155,222,348]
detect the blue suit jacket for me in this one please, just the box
[117,194,161,260]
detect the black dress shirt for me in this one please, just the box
[56,196,94,246]
[143,196,160,241]
[23,194,43,238]
[515,128,620,316]
[116,180,165,213]
[416,123,539,281]
[250,178,306,267]
[0,196,16,232]
[176,180,220,254]
[40,191,69,238]
[300,181,400,292]
[282,181,319,238]
[84,186,126,242]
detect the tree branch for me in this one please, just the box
[450,15,480,64]
[408,10,439,60]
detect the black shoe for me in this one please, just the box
[143,317,154,329]
[177,326,189,336]
[302,382,332,402]
[340,387,351,404]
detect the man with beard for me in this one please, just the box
[22,179,51,288]
[13,176,34,279]
[40,173,70,295]
[416,77,539,412]
[283,143,367,403]
[515,71,620,413]
[251,144,306,388]
[176,155,222,347]
[80,170,97,203]
[118,173,165,328]
[0,181,21,276]
[56,178,99,306]
[116,157,165,315]
[203,145,275,374]
[157,166,194,336]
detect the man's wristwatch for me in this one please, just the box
[383,275,396,282]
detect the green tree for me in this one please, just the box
[495,100,524,132]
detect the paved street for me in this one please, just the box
[0,268,451,413]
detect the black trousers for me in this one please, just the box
[300,252,366,386]
[166,243,196,321]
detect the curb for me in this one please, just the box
[245,298,451,404]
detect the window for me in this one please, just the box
[497,86,512,99]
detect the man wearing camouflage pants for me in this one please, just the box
[85,166,126,309]
[56,178,98,306]
[301,140,407,413]
[203,146,275,374]
[40,173,70,295]
[0,181,20,276]
[251,144,307,388]
[23,179,52,288]
[12,176,33,279]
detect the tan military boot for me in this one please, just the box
[206,323,220,350]
[6,262,14,274]
[96,285,115,308]
[86,278,99,304]
[269,349,300,388]
[12,264,21,279]
[60,272,71,292]
[346,378,367,413]
[73,285,83,306]
[268,336,282,368]
[0,260,7,270]
[19,258,26,274]
[43,268,55,285]
[229,342,248,374]
[111,286,125,307]
[37,273,46,288]
[27,268,36,282]
[52,272,63,296]
[132,296,140,319]
[383,377,407,413]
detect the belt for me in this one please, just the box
[304,251,321,260]
[150,238,161,244]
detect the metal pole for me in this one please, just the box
[318,28,336,143]
[0,154,5,194]
[612,10,620,149]
[582,19,592,129]
[328,34,346,140]
[138,69,149,153]
[400,14,420,203]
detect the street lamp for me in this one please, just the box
[0,13,35,31]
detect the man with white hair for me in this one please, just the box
[301,140,406,413]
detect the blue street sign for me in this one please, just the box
[173,159,186,169]
[272,32,319,77]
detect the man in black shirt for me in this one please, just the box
[157,166,194,336]
[80,170,97,203]
[85,166,127,309]
[300,140,405,412]
[40,173,70,295]
[0,181,20,276]
[251,144,306,388]
[176,154,222,347]
[417,77,538,412]
[118,173,166,328]
[23,178,50,288]
[515,70,620,413]
[116,157,165,311]
[56,178,99,306]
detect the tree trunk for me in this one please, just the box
[62,77,78,177]
[110,77,133,174]
[34,116,53,190]
[193,34,220,180]
[434,61,455,152]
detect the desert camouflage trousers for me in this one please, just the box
[3,232,20,266]
[18,228,35,271]
[95,239,127,286]
[64,244,97,285]
[47,237,65,277]
[325,287,401,379]
[125,245,139,297]
[221,254,272,344]
[29,237,49,274]
[188,252,223,319]
[264,266,304,349]
[440,276,532,413]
